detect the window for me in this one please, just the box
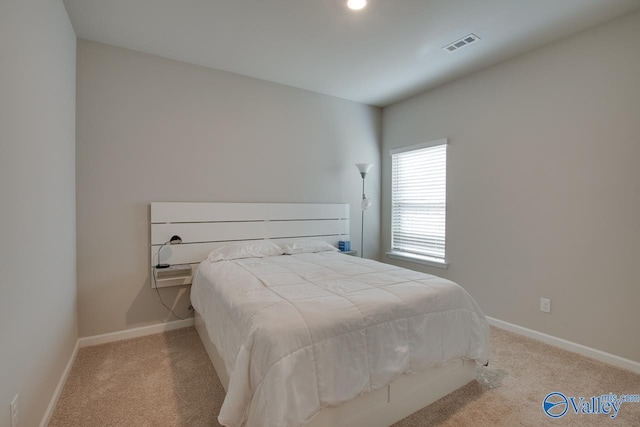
[389,139,448,268]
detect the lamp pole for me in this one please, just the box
[361,178,365,258]
[355,163,373,259]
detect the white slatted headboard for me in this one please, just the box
[150,202,350,287]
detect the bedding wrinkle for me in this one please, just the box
[300,289,374,398]
[192,251,490,427]
[233,258,325,425]
[280,295,324,424]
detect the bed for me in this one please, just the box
[150,202,490,427]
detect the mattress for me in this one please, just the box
[191,251,490,427]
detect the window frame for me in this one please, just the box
[387,138,449,269]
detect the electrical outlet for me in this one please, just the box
[540,297,551,314]
[10,394,19,427]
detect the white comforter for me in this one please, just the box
[191,252,489,427]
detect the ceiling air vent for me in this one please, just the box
[443,33,480,53]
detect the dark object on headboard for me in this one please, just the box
[155,235,182,268]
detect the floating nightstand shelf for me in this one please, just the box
[340,250,358,256]
[153,264,192,288]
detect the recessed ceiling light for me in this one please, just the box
[347,0,367,11]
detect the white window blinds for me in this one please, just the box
[391,140,447,263]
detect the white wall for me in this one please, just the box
[76,40,381,337]
[382,11,640,362]
[0,1,77,426]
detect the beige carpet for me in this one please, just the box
[50,328,224,426]
[50,327,640,426]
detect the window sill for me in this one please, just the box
[386,251,449,269]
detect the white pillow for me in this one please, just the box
[207,240,283,262]
[277,239,339,255]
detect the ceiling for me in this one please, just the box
[63,0,640,107]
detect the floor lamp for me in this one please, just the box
[356,163,373,258]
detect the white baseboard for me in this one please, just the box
[39,340,79,427]
[486,316,640,374]
[78,318,195,348]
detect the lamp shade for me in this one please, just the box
[355,163,373,177]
